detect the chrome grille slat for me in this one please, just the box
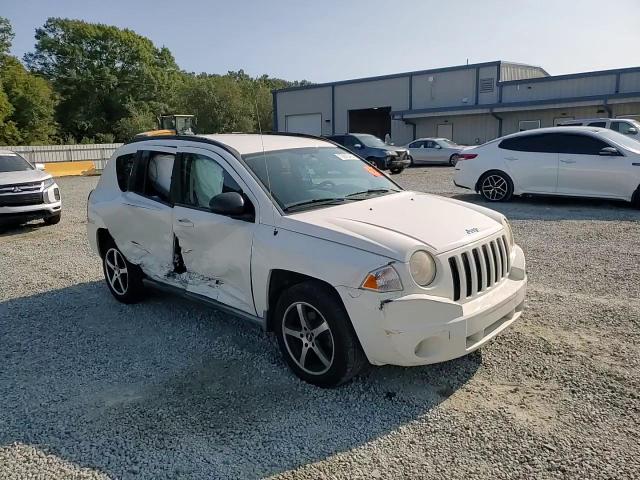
[448,235,513,302]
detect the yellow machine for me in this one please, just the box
[135,114,196,137]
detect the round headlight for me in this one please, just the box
[410,250,437,286]
[501,218,514,247]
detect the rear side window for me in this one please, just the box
[555,134,610,155]
[130,151,176,204]
[115,153,135,191]
[498,134,558,153]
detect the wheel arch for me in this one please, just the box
[265,269,345,333]
[96,228,113,259]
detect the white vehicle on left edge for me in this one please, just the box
[454,126,640,205]
[87,133,527,387]
[0,149,62,227]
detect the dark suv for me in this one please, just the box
[327,133,410,174]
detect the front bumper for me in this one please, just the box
[0,186,62,224]
[337,245,527,366]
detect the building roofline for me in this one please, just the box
[499,65,640,85]
[273,60,505,94]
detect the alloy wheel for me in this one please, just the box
[481,174,508,201]
[105,248,129,296]
[282,302,335,375]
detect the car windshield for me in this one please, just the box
[0,154,34,172]
[598,129,640,151]
[354,134,387,148]
[243,147,402,212]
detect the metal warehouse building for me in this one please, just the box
[272,60,640,146]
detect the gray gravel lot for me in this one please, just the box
[1,168,639,479]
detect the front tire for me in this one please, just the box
[478,171,514,202]
[275,281,367,387]
[102,240,145,304]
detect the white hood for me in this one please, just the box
[278,191,503,261]
[0,169,50,187]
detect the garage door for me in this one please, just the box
[285,113,322,136]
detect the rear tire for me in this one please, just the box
[409,155,414,167]
[44,213,61,225]
[102,239,145,304]
[478,171,514,202]
[390,167,404,174]
[449,155,458,166]
[274,281,367,387]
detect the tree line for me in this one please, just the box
[0,17,308,146]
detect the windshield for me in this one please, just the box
[598,129,640,151]
[243,147,401,212]
[353,134,387,148]
[0,154,34,173]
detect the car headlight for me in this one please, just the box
[502,217,514,247]
[361,265,403,292]
[42,177,55,189]
[409,250,437,287]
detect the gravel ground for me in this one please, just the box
[0,169,639,479]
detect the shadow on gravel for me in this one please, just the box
[451,193,640,222]
[0,281,480,479]
[0,221,46,237]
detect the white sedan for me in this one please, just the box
[454,126,640,205]
[406,138,465,166]
[88,133,527,387]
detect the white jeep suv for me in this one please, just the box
[87,133,527,387]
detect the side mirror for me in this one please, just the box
[627,127,638,135]
[599,147,620,156]
[353,143,362,149]
[35,163,45,171]
[209,191,245,216]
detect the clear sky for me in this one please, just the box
[4,0,640,83]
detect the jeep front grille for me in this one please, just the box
[448,235,511,301]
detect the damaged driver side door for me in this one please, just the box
[172,147,258,316]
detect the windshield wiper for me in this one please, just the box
[283,197,352,212]
[345,188,401,198]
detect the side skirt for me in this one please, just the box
[143,278,266,330]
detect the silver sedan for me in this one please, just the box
[406,138,465,166]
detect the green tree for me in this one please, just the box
[0,17,14,56]
[25,17,180,141]
[0,17,57,145]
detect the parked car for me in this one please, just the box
[327,133,410,174]
[406,138,465,166]
[454,126,640,205]
[88,133,527,387]
[0,149,62,227]
[558,117,640,140]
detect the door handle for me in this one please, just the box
[177,218,194,227]
[505,157,518,161]
[560,159,576,164]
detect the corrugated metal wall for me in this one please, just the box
[500,63,548,82]
[4,144,122,163]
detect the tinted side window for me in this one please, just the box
[555,134,609,155]
[498,134,557,153]
[115,153,135,191]
[178,153,243,210]
[611,121,637,135]
[343,136,359,149]
[131,151,175,203]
